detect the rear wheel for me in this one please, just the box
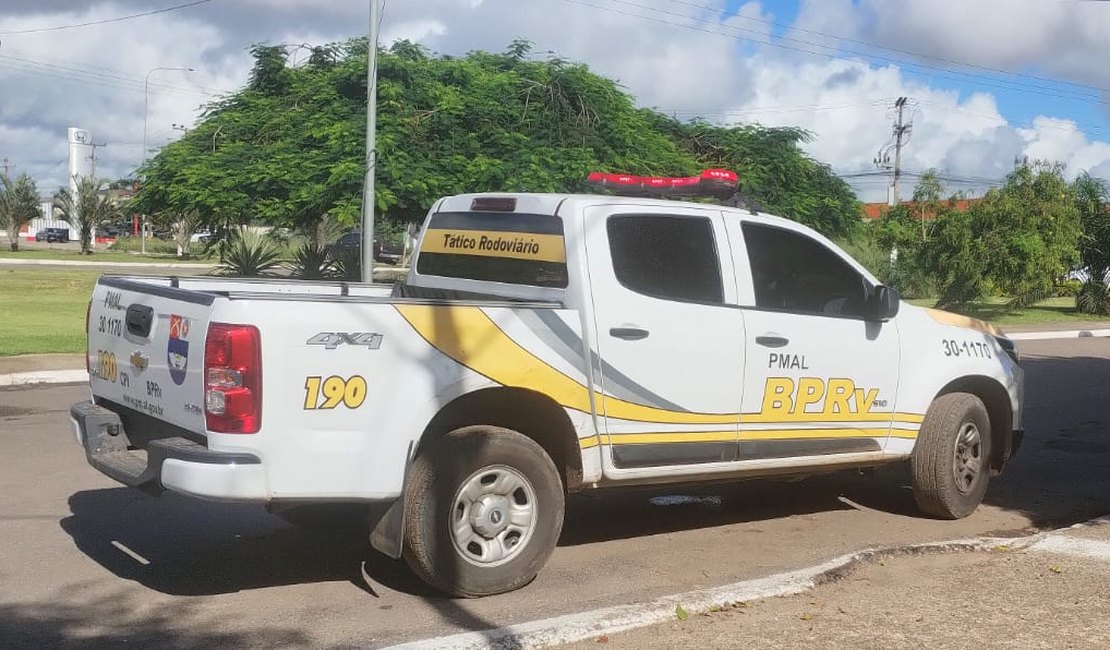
[402,426,564,597]
[910,392,992,519]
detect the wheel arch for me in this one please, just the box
[416,386,585,492]
[934,375,1013,470]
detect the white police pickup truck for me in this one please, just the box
[73,170,1023,597]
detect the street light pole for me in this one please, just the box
[360,0,381,283]
[142,66,193,254]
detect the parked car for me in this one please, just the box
[331,231,404,263]
[35,227,70,243]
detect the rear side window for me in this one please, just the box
[417,212,568,288]
[608,215,724,304]
[742,222,868,317]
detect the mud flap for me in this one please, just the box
[369,441,414,559]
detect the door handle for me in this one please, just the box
[610,327,650,341]
[755,335,789,348]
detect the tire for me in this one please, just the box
[402,425,565,597]
[910,392,992,519]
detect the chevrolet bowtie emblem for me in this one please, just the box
[130,351,149,372]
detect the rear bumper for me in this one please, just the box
[71,400,269,502]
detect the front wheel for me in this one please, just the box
[910,392,992,519]
[402,426,565,597]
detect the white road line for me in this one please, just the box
[0,370,88,387]
[1009,329,1110,341]
[382,538,1004,650]
[1027,535,1110,561]
[110,540,151,566]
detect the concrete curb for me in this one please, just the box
[0,369,88,387]
[386,518,1110,650]
[0,258,212,269]
[1009,328,1110,341]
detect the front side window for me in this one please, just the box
[742,222,868,317]
[608,215,724,304]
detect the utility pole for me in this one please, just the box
[360,0,381,283]
[892,97,909,205]
[87,142,107,180]
[1,157,13,177]
[874,96,913,206]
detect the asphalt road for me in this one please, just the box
[1,338,1109,648]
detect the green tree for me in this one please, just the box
[54,176,118,254]
[0,173,42,251]
[154,209,203,258]
[929,163,1081,309]
[911,168,944,241]
[1072,172,1110,314]
[134,40,859,240]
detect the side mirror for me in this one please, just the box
[868,285,901,321]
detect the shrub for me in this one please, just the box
[289,241,335,280]
[216,227,283,277]
[108,237,178,255]
[1077,278,1110,315]
[1053,279,1083,298]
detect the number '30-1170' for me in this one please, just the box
[304,375,367,410]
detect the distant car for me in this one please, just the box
[35,227,70,243]
[331,231,403,263]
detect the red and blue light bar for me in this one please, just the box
[587,169,739,198]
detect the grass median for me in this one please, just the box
[0,268,100,356]
[0,249,211,264]
[906,297,1106,326]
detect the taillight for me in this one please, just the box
[85,300,92,374]
[204,323,262,433]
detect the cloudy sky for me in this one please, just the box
[1,0,1108,202]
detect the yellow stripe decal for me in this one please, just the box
[579,427,920,449]
[395,304,927,429]
[741,412,924,424]
[395,304,739,424]
[421,228,567,263]
[925,308,1001,336]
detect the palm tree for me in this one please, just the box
[54,176,117,254]
[0,174,43,252]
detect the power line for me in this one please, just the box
[0,47,230,96]
[566,0,1105,104]
[0,55,221,98]
[0,0,214,36]
[667,0,1110,97]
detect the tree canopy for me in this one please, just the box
[134,39,861,239]
[867,163,1083,309]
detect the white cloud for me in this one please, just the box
[0,0,1107,204]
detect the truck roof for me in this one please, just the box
[437,192,804,232]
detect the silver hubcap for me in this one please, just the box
[952,422,983,494]
[450,465,537,567]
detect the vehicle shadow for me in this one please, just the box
[58,348,1110,603]
[59,488,433,598]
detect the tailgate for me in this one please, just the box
[88,277,213,434]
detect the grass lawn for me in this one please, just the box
[0,268,100,356]
[908,296,1109,326]
[0,249,210,264]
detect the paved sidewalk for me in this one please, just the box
[565,520,1110,650]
